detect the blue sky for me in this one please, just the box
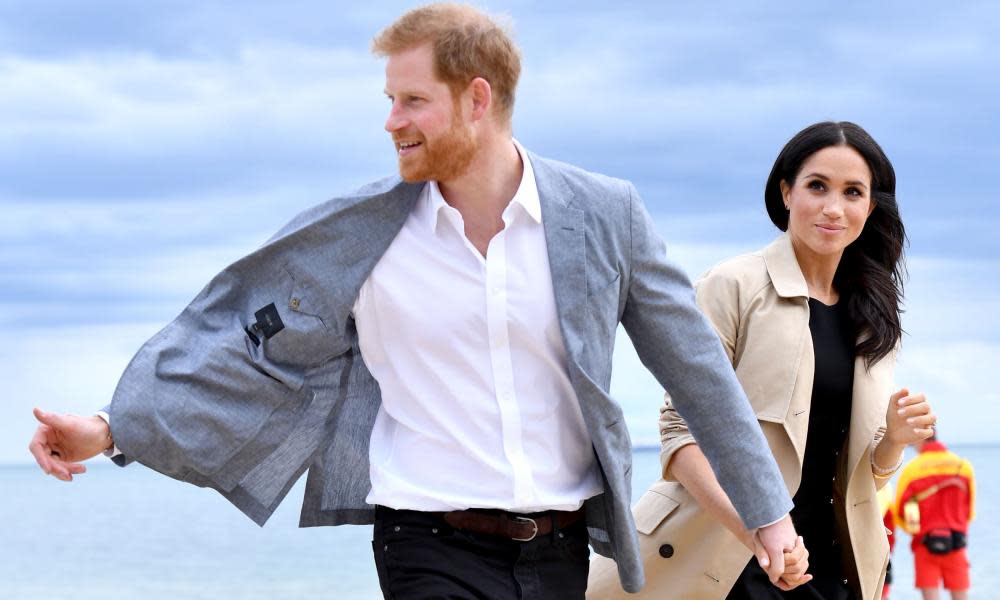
[3,1,999,463]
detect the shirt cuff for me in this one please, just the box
[757,512,790,530]
[94,411,122,458]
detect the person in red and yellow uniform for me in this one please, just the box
[894,435,975,600]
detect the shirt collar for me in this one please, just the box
[422,138,541,234]
[509,138,542,224]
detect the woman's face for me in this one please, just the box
[781,145,875,261]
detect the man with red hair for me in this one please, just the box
[28,4,801,597]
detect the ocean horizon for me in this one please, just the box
[4,445,995,599]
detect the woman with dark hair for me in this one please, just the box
[588,121,936,600]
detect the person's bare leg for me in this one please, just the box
[949,590,968,600]
[920,588,940,600]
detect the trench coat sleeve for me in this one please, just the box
[620,185,791,530]
[658,266,741,481]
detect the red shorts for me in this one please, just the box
[914,545,970,590]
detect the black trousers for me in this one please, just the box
[372,506,590,599]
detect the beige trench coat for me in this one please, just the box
[588,234,895,599]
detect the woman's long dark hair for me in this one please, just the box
[764,121,906,367]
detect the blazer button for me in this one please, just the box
[659,544,674,558]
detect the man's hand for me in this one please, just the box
[752,514,798,587]
[28,408,111,481]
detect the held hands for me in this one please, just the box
[28,408,111,481]
[884,388,935,446]
[753,514,812,591]
[778,537,811,590]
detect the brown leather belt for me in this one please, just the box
[443,507,585,542]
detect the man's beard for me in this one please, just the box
[397,114,476,183]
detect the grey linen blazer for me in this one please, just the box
[108,152,792,592]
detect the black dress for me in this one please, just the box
[726,298,858,600]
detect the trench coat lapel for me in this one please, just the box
[760,234,812,465]
[846,353,893,478]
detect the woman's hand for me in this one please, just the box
[777,536,812,591]
[884,388,935,446]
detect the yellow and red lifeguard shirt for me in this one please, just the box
[893,441,976,550]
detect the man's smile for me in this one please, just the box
[397,140,423,156]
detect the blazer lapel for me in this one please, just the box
[531,155,587,363]
[323,180,423,319]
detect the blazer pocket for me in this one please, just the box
[633,488,681,535]
[587,271,621,298]
[245,264,340,389]
[576,272,622,384]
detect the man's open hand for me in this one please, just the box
[28,408,110,481]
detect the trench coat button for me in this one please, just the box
[289,297,301,310]
[658,544,674,558]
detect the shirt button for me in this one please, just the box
[289,297,301,310]
[829,498,834,504]
[658,544,674,558]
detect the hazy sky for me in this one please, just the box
[3,1,999,464]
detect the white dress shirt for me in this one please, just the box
[357,140,601,512]
[100,142,600,512]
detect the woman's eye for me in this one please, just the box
[807,180,825,191]
[845,187,862,197]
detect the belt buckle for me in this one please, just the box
[512,516,538,542]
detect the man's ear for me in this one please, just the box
[468,77,492,122]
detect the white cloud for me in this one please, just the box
[0,45,390,165]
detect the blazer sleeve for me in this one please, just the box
[658,266,741,480]
[619,183,792,530]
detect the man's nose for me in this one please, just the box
[385,106,407,133]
